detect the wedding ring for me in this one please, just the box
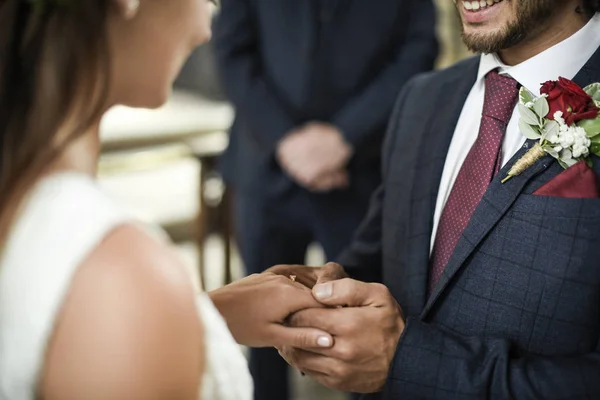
[289,275,297,282]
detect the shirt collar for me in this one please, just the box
[477,13,600,94]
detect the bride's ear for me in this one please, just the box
[111,0,140,20]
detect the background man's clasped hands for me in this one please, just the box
[269,263,406,394]
[276,123,354,192]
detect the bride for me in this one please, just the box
[0,0,343,398]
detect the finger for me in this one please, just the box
[308,170,345,192]
[320,172,348,191]
[287,307,344,335]
[264,265,318,288]
[281,278,330,312]
[330,170,349,187]
[309,177,336,192]
[313,278,389,307]
[268,325,333,350]
[279,347,338,376]
[316,262,348,285]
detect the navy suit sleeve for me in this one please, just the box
[335,78,416,283]
[213,0,296,150]
[332,0,438,148]
[385,319,600,399]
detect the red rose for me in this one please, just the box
[540,77,599,125]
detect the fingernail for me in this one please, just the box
[314,283,332,299]
[317,336,332,348]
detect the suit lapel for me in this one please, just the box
[421,45,600,319]
[401,59,479,315]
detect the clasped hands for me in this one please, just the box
[209,262,404,393]
[276,122,353,192]
[269,263,406,394]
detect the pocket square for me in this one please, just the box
[533,160,600,198]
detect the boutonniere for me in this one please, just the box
[502,77,600,183]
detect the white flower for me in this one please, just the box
[559,130,575,149]
[573,145,585,158]
[559,124,569,133]
[543,124,592,160]
[554,111,566,126]
[525,101,535,108]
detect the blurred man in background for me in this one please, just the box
[214,1,438,399]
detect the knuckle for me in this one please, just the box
[273,273,291,284]
[288,310,308,327]
[335,343,355,362]
[294,331,310,348]
[330,362,348,379]
[337,321,354,335]
[370,282,390,297]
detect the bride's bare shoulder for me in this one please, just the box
[40,224,204,400]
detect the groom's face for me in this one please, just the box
[455,0,559,54]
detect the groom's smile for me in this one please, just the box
[460,0,507,25]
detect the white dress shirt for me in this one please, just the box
[430,13,600,252]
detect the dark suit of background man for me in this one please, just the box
[213,1,438,399]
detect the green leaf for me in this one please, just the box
[533,96,550,118]
[591,142,600,156]
[580,116,600,138]
[519,87,535,105]
[557,159,570,169]
[591,134,600,144]
[543,145,559,159]
[518,119,541,140]
[518,103,541,126]
[586,157,594,168]
[584,83,600,102]
[543,120,559,140]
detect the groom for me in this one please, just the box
[275,0,600,398]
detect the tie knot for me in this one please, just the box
[483,70,520,125]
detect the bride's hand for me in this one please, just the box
[265,262,348,288]
[209,273,334,349]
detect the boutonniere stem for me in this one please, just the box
[501,142,545,183]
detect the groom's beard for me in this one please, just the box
[457,0,558,54]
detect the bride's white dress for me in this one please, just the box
[0,173,253,400]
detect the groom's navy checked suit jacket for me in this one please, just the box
[339,46,600,399]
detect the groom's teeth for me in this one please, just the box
[463,0,503,11]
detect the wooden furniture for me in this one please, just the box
[99,90,234,288]
[186,133,231,287]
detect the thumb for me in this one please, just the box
[269,325,334,350]
[313,278,383,307]
[315,262,347,285]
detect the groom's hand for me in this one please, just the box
[265,262,348,289]
[279,279,405,393]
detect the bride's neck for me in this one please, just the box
[49,123,101,177]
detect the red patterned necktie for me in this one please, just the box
[428,71,520,294]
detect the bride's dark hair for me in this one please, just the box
[581,0,600,15]
[0,0,110,244]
